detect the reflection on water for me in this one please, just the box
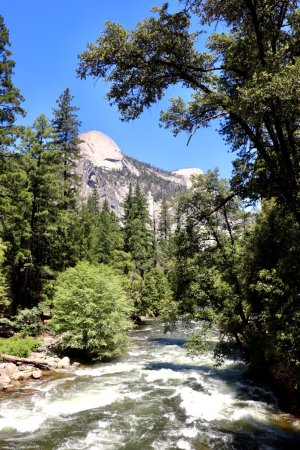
[0,321,299,449]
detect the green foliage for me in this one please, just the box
[12,114,63,308]
[0,239,9,312]
[51,261,133,359]
[0,335,41,358]
[165,171,252,360]
[140,267,173,317]
[123,183,152,274]
[0,307,42,336]
[240,200,300,367]
[0,15,25,147]
[52,87,81,210]
[76,191,124,265]
[12,307,42,336]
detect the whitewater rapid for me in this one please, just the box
[0,321,299,449]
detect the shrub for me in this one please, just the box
[0,307,42,336]
[51,261,133,359]
[0,335,41,358]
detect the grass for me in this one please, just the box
[0,335,42,358]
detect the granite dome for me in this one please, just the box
[78,130,138,173]
[76,130,202,216]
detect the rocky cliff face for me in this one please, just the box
[76,130,202,216]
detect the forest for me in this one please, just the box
[1,0,300,415]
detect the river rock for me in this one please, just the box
[5,363,19,379]
[0,373,11,387]
[45,357,58,368]
[58,356,70,369]
[72,362,80,368]
[32,369,42,379]
[23,370,33,380]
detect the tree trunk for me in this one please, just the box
[1,354,51,370]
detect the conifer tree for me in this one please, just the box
[0,239,9,313]
[141,267,173,317]
[0,15,25,150]
[15,115,62,308]
[52,88,81,209]
[156,197,173,269]
[158,197,172,242]
[97,200,123,264]
[123,183,152,275]
[0,16,28,312]
[51,89,82,269]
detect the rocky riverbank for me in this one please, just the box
[0,335,80,391]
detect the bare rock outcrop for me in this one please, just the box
[76,130,202,217]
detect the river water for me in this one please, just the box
[0,321,299,450]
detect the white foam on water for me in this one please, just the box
[0,322,294,449]
[230,400,271,425]
[58,429,123,450]
[41,386,121,416]
[0,409,44,433]
[177,438,192,449]
[178,385,235,422]
[0,383,122,433]
[181,426,198,438]
[150,439,172,450]
[75,361,141,377]
[144,368,190,383]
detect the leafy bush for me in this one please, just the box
[0,335,41,358]
[51,261,133,359]
[13,307,42,336]
[0,307,42,336]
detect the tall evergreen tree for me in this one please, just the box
[123,183,152,275]
[0,15,25,150]
[97,200,123,264]
[156,197,173,269]
[51,88,82,269]
[0,16,28,312]
[15,115,62,308]
[52,88,81,209]
[0,238,9,313]
[158,197,172,242]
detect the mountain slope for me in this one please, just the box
[76,130,202,216]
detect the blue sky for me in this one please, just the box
[2,0,233,177]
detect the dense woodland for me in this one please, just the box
[1,0,300,412]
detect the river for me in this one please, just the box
[0,321,299,449]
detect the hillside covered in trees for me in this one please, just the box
[1,0,300,416]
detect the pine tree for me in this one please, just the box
[123,183,152,275]
[15,115,62,308]
[0,153,32,312]
[0,239,9,313]
[97,200,123,264]
[158,197,172,242]
[140,267,173,317]
[0,15,25,150]
[52,88,81,209]
[156,197,173,269]
[51,89,82,269]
